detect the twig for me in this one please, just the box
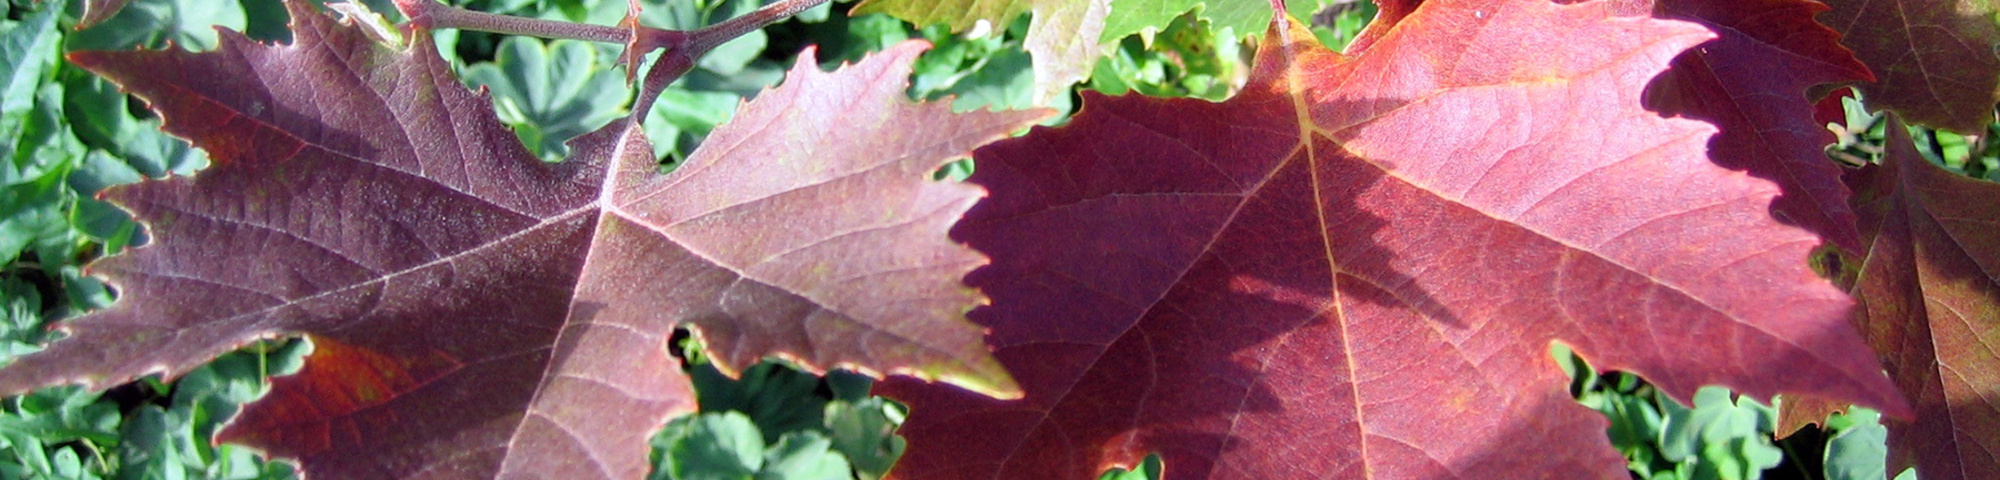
[394,0,627,43]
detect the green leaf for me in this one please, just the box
[462,37,630,159]
[1087,11,1243,101]
[643,88,740,160]
[668,412,766,480]
[1658,387,1783,480]
[49,445,92,480]
[0,278,47,363]
[67,151,143,241]
[0,386,117,478]
[58,68,137,153]
[908,19,1045,112]
[853,0,1107,103]
[66,0,248,52]
[693,362,828,444]
[1,0,60,153]
[640,0,770,75]
[1099,0,1336,43]
[1824,409,1889,480]
[113,405,179,480]
[756,432,849,480]
[822,398,903,480]
[2,83,85,265]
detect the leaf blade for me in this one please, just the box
[879,2,1906,478]
[2,1,1042,478]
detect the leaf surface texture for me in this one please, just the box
[878,1,1907,478]
[0,2,1041,478]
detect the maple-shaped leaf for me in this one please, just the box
[0,1,1043,478]
[1782,117,2000,480]
[852,0,1108,104]
[1817,0,2000,133]
[875,1,1908,478]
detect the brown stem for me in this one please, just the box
[396,0,828,52]
[684,0,828,52]
[394,0,627,43]
[629,0,830,120]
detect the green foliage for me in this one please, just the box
[1098,0,1340,43]
[462,37,630,159]
[1089,11,1244,101]
[657,338,904,480]
[109,342,305,480]
[0,388,116,479]
[1827,88,2000,180]
[63,0,245,51]
[1557,344,1902,480]
[1086,2,1375,102]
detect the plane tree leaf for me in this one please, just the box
[875,1,1907,478]
[1816,0,2000,133]
[0,1,1041,478]
[1785,117,2000,480]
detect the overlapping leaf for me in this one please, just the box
[1790,118,2000,480]
[1817,0,2000,133]
[0,1,1043,478]
[876,1,1907,478]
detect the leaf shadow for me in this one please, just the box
[1629,0,1867,251]
[877,90,1476,478]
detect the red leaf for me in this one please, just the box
[1801,116,2000,480]
[1817,0,2000,133]
[1629,0,1872,252]
[1386,0,1873,251]
[877,1,1907,478]
[0,1,1043,477]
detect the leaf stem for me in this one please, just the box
[395,0,829,52]
[630,0,831,117]
[683,0,829,53]
[394,0,628,44]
